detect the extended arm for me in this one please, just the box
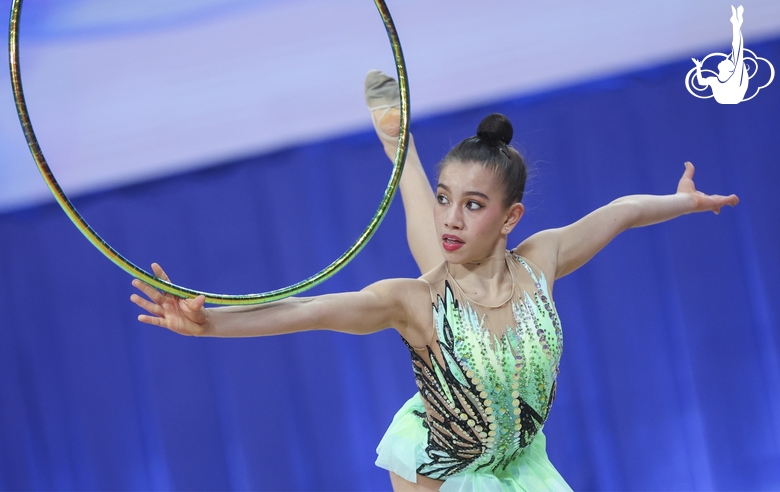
[131,264,428,341]
[517,162,739,280]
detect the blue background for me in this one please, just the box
[1,39,779,490]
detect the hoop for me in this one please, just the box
[8,0,410,305]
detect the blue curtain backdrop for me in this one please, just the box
[1,39,779,491]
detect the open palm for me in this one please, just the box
[677,162,739,214]
[130,263,209,336]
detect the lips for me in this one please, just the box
[442,234,464,251]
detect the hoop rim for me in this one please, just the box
[7,0,410,305]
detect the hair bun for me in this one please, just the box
[476,113,513,145]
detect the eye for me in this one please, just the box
[465,200,483,210]
[436,194,450,205]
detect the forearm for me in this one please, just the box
[547,193,695,279]
[612,193,697,229]
[527,163,735,280]
[200,282,411,338]
[201,297,319,338]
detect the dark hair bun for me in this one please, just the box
[476,113,513,145]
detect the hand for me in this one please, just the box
[676,162,739,214]
[691,58,703,68]
[130,263,209,336]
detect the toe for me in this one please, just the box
[364,70,400,108]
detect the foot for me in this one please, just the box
[364,70,402,139]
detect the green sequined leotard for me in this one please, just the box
[376,252,570,491]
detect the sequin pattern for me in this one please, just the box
[405,253,563,480]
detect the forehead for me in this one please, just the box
[437,161,500,193]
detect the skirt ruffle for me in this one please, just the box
[376,394,572,492]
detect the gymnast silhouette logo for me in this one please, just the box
[685,5,774,104]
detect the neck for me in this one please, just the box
[447,248,512,305]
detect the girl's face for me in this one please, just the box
[434,161,522,264]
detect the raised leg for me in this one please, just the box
[365,71,443,274]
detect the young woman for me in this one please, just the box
[131,72,738,491]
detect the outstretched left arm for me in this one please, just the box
[517,162,739,281]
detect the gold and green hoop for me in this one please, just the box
[8,0,410,305]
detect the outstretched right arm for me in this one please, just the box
[131,263,426,340]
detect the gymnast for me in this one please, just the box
[130,71,738,491]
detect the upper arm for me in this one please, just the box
[413,244,445,276]
[517,199,639,280]
[312,278,429,339]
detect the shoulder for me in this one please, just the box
[364,277,435,348]
[362,278,432,323]
[508,250,550,289]
[514,230,560,283]
[363,277,430,298]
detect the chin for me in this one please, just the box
[442,248,486,266]
[441,248,467,264]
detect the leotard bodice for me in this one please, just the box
[403,251,563,480]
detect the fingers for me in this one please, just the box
[131,264,204,333]
[132,278,165,304]
[181,295,206,318]
[720,193,739,207]
[683,161,695,179]
[679,163,739,214]
[149,263,176,299]
[720,194,740,208]
[705,193,740,214]
[188,295,206,311]
[151,262,171,282]
[137,314,169,328]
[130,293,165,316]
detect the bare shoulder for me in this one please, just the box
[363,277,430,299]
[514,229,561,284]
[363,278,433,343]
[363,277,433,346]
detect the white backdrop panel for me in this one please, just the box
[1,0,778,211]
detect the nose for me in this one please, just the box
[444,205,464,230]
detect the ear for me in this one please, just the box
[501,203,524,235]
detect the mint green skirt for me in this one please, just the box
[376,394,572,491]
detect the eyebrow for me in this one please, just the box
[437,183,490,200]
